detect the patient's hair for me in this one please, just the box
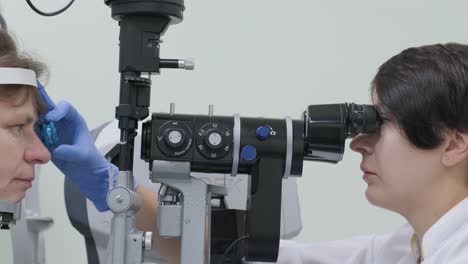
[372,43,468,149]
[0,29,47,113]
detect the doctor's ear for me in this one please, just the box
[441,131,468,167]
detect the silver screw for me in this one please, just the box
[170,103,175,115]
[209,104,214,117]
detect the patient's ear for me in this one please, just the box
[442,131,468,167]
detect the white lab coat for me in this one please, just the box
[251,197,468,264]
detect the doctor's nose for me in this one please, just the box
[350,133,376,156]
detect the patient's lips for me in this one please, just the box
[14,176,34,189]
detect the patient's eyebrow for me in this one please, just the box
[9,111,38,125]
[26,114,37,124]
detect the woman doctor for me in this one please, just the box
[257,43,468,264]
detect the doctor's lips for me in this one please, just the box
[360,166,376,179]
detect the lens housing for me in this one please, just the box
[304,103,380,163]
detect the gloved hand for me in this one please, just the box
[36,82,137,212]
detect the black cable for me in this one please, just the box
[25,0,75,16]
[219,235,248,264]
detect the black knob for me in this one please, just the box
[203,129,224,150]
[196,123,232,160]
[156,121,193,158]
[163,128,186,149]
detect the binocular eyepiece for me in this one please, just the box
[304,103,380,163]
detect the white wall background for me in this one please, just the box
[1,0,468,263]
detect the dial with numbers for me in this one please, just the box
[196,122,232,159]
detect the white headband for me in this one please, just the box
[0,67,37,87]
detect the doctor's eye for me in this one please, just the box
[377,111,392,124]
[380,115,391,123]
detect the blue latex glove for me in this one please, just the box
[36,82,137,212]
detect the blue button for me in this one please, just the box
[241,145,257,161]
[256,126,271,141]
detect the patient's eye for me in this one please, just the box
[9,124,25,136]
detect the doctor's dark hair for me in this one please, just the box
[371,43,468,149]
[0,29,47,113]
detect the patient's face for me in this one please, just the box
[0,90,50,203]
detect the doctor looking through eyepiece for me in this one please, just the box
[247,43,468,264]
